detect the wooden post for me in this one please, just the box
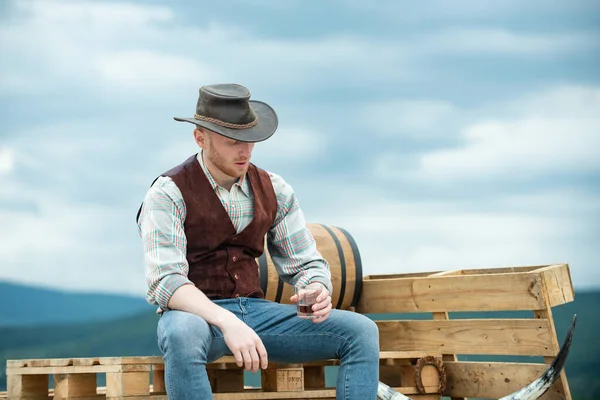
[533,267,573,400]
[53,373,97,399]
[7,373,48,400]
[261,366,304,392]
[106,371,150,397]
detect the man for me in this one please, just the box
[136,83,379,399]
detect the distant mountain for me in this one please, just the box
[0,281,155,327]
[0,289,598,398]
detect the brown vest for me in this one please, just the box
[140,154,278,300]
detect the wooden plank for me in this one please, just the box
[7,365,151,375]
[364,271,444,280]
[431,311,465,400]
[6,357,164,369]
[535,264,575,307]
[356,272,546,313]
[377,319,555,356]
[443,361,564,399]
[534,272,573,400]
[445,265,546,275]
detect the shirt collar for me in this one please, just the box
[196,151,250,196]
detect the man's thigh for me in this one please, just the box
[245,298,377,363]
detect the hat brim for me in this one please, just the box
[173,100,278,143]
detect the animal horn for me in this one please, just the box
[376,314,577,400]
[377,380,413,400]
[499,313,577,400]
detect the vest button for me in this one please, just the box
[232,256,237,262]
[235,294,239,298]
[234,274,239,280]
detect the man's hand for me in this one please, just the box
[290,282,332,323]
[220,314,268,373]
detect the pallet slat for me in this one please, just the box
[378,318,555,356]
[357,264,571,314]
[443,361,564,399]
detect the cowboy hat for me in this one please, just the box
[174,83,278,143]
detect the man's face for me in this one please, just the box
[201,129,255,179]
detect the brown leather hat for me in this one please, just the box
[174,83,278,143]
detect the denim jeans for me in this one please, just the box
[156,297,380,399]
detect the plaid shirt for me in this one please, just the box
[137,152,332,310]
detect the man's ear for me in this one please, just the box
[194,127,208,149]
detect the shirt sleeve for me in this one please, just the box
[266,172,333,294]
[137,176,193,311]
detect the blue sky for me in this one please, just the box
[0,0,599,296]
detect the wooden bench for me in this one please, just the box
[3,224,576,399]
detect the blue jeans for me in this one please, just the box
[157,297,380,399]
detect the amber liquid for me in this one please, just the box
[298,305,312,314]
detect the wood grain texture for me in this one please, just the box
[443,361,564,399]
[377,319,554,356]
[357,272,547,313]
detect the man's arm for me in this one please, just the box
[137,177,232,321]
[266,172,333,293]
[137,177,268,371]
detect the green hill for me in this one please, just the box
[0,281,154,327]
[1,291,598,399]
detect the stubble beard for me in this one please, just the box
[207,147,248,179]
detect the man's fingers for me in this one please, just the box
[249,347,260,373]
[242,349,252,371]
[312,295,331,311]
[257,341,269,369]
[233,350,244,368]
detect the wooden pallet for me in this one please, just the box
[358,263,575,400]
[4,352,442,399]
[4,263,575,399]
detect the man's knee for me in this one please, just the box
[336,311,379,348]
[157,310,212,353]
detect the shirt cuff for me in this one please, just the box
[154,274,193,311]
[307,277,333,294]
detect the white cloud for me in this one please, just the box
[6,0,595,101]
[362,100,462,139]
[0,147,16,175]
[0,197,146,296]
[93,50,223,89]
[304,180,599,290]
[420,29,599,56]
[375,85,600,182]
[252,127,329,164]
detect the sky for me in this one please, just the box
[0,0,599,298]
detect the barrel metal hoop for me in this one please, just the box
[335,226,363,309]
[320,224,346,309]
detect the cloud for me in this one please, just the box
[374,85,600,183]
[0,147,16,175]
[361,100,462,139]
[302,178,600,290]
[93,50,224,90]
[0,198,146,296]
[0,0,598,296]
[418,29,600,56]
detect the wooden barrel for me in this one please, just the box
[257,223,363,310]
